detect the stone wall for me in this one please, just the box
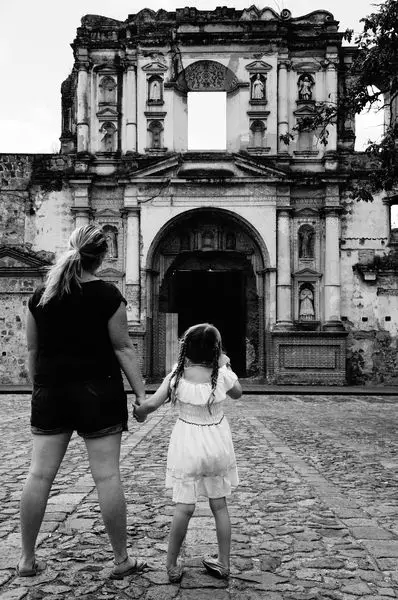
[340,189,398,385]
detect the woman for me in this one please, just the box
[18,224,146,579]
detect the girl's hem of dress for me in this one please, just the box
[166,466,239,504]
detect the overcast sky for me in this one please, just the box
[0,0,383,153]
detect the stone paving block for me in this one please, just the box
[361,541,398,558]
[144,586,179,600]
[180,569,228,588]
[180,590,229,599]
[350,527,395,540]
[0,589,28,600]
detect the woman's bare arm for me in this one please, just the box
[108,302,146,403]
[26,310,38,383]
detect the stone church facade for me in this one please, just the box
[1,6,397,385]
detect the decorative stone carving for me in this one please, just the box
[299,283,315,320]
[148,120,163,149]
[251,74,266,100]
[103,225,118,259]
[298,74,314,101]
[181,60,239,92]
[99,76,117,104]
[147,76,163,103]
[100,122,116,152]
[298,224,315,258]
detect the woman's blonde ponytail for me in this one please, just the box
[38,224,107,306]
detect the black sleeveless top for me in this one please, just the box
[28,280,126,383]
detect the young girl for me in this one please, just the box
[134,323,242,583]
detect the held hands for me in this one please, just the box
[133,392,147,423]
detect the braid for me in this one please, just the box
[207,339,221,413]
[168,338,187,404]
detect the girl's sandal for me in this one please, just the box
[167,564,183,583]
[202,556,230,579]
[109,556,147,580]
[16,559,47,577]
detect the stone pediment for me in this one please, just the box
[97,267,124,278]
[96,208,121,218]
[294,105,315,117]
[96,107,119,119]
[0,246,53,277]
[142,61,168,73]
[293,268,322,279]
[245,61,273,72]
[128,154,287,180]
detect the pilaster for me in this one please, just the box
[121,185,141,322]
[323,206,343,330]
[76,53,90,154]
[275,207,293,329]
[277,60,290,156]
[124,57,138,153]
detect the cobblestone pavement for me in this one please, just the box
[1,393,398,599]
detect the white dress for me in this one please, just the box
[166,365,239,504]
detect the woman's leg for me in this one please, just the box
[166,503,195,569]
[84,433,129,566]
[209,497,231,568]
[19,432,71,569]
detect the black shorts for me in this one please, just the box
[31,375,128,439]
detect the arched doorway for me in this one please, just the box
[146,208,269,379]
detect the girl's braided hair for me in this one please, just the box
[167,323,222,412]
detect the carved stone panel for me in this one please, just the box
[178,60,239,92]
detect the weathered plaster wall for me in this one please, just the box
[341,190,398,384]
[0,154,74,385]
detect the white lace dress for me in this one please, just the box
[166,365,239,504]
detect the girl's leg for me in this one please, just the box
[84,433,130,567]
[209,497,231,568]
[20,432,71,570]
[166,503,195,569]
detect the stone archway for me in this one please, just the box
[146,208,269,379]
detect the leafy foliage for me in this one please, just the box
[283,0,398,200]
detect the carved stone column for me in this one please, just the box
[70,179,93,228]
[76,60,90,154]
[125,61,137,153]
[122,187,141,322]
[324,207,343,329]
[275,208,293,329]
[325,61,338,154]
[277,61,290,155]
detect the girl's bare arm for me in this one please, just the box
[134,375,171,418]
[226,380,242,399]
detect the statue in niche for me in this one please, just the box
[299,285,315,320]
[251,74,265,100]
[104,227,118,259]
[298,226,315,259]
[99,76,117,104]
[100,122,116,152]
[149,78,162,101]
[298,74,314,101]
[149,121,163,149]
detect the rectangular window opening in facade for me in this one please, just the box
[188,92,226,151]
[390,203,398,244]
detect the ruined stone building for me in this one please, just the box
[1,6,397,385]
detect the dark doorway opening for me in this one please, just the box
[174,270,246,376]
